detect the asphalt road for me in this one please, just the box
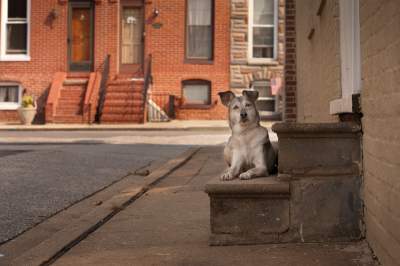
[0,143,189,244]
[0,129,277,245]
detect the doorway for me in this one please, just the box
[120,1,144,74]
[68,1,94,72]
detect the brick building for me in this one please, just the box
[0,0,232,123]
[290,0,400,264]
[230,0,285,120]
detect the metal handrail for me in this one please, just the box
[142,54,153,121]
[95,54,111,122]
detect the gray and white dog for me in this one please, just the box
[218,90,277,181]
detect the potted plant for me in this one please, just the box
[18,90,37,125]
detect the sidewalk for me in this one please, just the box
[0,120,274,131]
[50,147,374,266]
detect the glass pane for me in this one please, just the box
[71,8,91,62]
[253,27,274,46]
[6,24,27,54]
[253,84,272,97]
[253,47,273,58]
[256,99,275,112]
[121,7,143,64]
[254,0,274,25]
[0,86,19,103]
[8,0,27,19]
[183,83,210,105]
[187,26,212,59]
[187,0,212,26]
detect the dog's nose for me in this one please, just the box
[240,112,247,118]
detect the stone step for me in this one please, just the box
[103,99,143,107]
[205,177,290,246]
[101,114,143,123]
[63,79,88,86]
[102,106,143,114]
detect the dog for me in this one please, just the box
[218,90,277,181]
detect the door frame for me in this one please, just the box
[119,0,144,74]
[68,1,94,72]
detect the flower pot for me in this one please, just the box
[18,107,37,125]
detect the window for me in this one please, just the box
[252,80,279,116]
[1,0,30,61]
[186,0,213,60]
[182,80,211,106]
[248,0,277,62]
[0,84,21,110]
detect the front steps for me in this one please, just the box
[53,79,87,123]
[100,79,144,123]
[206,122,363,245]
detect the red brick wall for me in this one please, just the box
[0,0,230,123]
[284,0,296,122]
[144,0,230,120]
[0,0,119,123]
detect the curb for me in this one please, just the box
[0,126,230,132]
[9,147,200,266]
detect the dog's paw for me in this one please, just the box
[220,169,235,181]
[239,171,253,180]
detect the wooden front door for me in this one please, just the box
[120,4,144,74]
[68,2,94,72]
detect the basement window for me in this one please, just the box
[0,84,22,110]
[182,80,211,107]
[248,0,278,63]
[252,80,280,119]
[0,0,31,61]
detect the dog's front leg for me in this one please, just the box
[239,148,267,180]
[221,152,242,181]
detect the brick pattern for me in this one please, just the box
[101,80,144,123]
[0,0,229,122]
[144,0,230,120]
[0,0,118,123]
[360,1,400,265]
[284,0,296,122]
[229,0,285,93]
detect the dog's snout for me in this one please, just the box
[240,112,247,118]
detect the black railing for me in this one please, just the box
[142,54,153,119]
[95,54,111,123]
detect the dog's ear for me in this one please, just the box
[218,91,235,107]
[242,90,259,102]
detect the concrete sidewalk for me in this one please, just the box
[51,147,375,266]
[0,120,274,131]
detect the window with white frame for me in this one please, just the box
[1,0,30,60]
[252,80,279,115]
[248,0,277,61]
[0,84,21,110]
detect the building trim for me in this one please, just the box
[0,82,23,110]
[0,0,31,62]
[330,0,361,114]
[248,0,278,63]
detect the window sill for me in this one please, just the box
[247,58,279,66]
[0,103,20,110]
[184,59,214,65]
[0,55,31,62]
[180,103,214,109]
[330,93,361,115]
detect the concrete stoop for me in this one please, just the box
[206,122,363,246]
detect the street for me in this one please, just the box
[0,129,241,246]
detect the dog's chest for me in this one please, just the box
[236,138,258,165]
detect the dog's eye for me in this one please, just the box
[245,103,252,108]
[233,106,239,110]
